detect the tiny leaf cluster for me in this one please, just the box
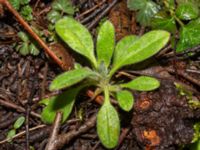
[9,0,33,21]
[41,17,169,148]
[128,0,200,52]
[47,0,75,30]
[16,31,40,56]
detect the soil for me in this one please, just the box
[0,0,200,150]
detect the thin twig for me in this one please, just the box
[0,99,40,118]
[45,112,63,150]
[54,114,96,149]
[88,0,118,30]
[76,0,107,19]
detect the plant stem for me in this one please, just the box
[174,16,184,27]
[103,86,110,105]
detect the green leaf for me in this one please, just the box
[18,32,29,42]
[176,19,200,52]
[41,87,82,124]
[151,12,176,33]
[111,30,170,75]
[55,17,97,68]
[7,129,16,141]
[121,76,160,91]
[20,5,33,21]
[9,0,20,10]
[50,68,94,91]
[19,43,29,56]
[113,35,138,70]
[29,43,40,56]
[176,2,199,21]
[137,1,160,26]
[97,102,120,149]
[14,116,25,129]
[97,20,115,68]
[47,10,62,24]
[20,0,30,5]
[127,0,147,10]
[52,0,75,15]
[116,90,134,111]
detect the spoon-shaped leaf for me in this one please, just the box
[97,20,115,68]
[121,76,160,91]
[97,102,120,149]
[116,90,134,111]
[113,35,139,69]
[111,30,170,76]
[41,87,81,124]
[55,17,97,68]
[14,116,25,129]
[50,68,94,91]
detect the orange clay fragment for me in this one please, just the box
[143,130,160,146]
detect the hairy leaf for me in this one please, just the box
[113,35,138,69]
[111,30,170,75]
[121,76,160,91]
[116,90,134,111]
[97,102,120,149]
[41,88,81,124]
[19,43,29,56]
[18,32,29,42]
[55,17,97,67]
[14,116,25,129]
[97,20,115,68]
[176,2,199,20]
[177,19,200,52]
[50,68,94,91]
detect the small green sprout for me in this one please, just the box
[16,31,40,56]
[9,0,33,21]
[47,0,75,31]
[7,116,25,142]
[41,17,169,148]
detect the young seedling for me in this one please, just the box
[47,0,75,31]
[41,17,170,148]
[127,0,200,52]
[9,0,33,21]
[7,116,25,142]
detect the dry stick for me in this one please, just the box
[0,99,40,118]
[45,112,63,150]
[0,0,66,70]
[0,124,46,144]
[76,0,107,19]
[54,114,96,149]
[166,67,200,87]
[88,0,118,30]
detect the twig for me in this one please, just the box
[0,124,46,144]
[88,0,118,30]
[45,112,63,150]
[54,114,96,149]
[0,0,66,70]
[76,0,107,19]
[166,67,200,87]
[0,99,40,118]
